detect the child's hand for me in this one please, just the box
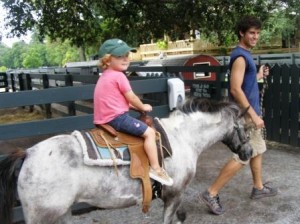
[142,104,152,112]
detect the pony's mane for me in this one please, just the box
[179,97,240,118]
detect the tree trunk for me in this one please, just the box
[79,46,86,61]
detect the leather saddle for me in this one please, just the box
[91,114,171,213]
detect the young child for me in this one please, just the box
[94,38,173,186]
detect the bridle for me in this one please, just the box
[222,120,250,154]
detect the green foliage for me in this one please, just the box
[1,0,103,48]
[7,41,29,68]
[156,40,168,50]
[218,47,227,55]
[62,48,80,66]
[0,0,299,62]
[0,44,10,68]
[0,35,81,68]
[0,66,7,72]
[45,39,80,66]
[22,44,45,68]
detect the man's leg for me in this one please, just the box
[208,159,244,196]
[200,159,244,215]
[250,154,264,189]
[249,154,278,199]
[248,129,277,199]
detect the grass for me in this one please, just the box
[0,108,45,124]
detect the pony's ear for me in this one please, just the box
[239,106,250,118]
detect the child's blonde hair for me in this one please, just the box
[98,54,111,69]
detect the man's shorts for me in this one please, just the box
[108,112,148,136]
[233,128,267,165]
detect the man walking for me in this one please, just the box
[200,15,278,215]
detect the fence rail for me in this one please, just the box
[4,64,300,147]
[0,77,171,140]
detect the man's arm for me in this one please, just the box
[230,57,264,128]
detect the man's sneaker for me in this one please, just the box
[149,168,173,186]
[250,183,278,199]
[200,190,225,215]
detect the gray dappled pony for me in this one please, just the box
[0,98,252,224]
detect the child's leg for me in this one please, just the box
[143,126,173,186]
[142,127,161,171]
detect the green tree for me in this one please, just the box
[45,39,81,66]
[1,0,299,54]
[62,48,80,66]
[0,66,7,72]
[22,43,46,68]
[0,43,10,67]
[1,0,103,61]
[4,41,29,68]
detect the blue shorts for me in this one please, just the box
[108,112,148,136]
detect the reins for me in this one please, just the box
[260,74,268,140]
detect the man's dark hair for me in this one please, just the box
[236,16,262,39]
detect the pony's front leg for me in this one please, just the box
[55,209,72,224]
[162,193,185,224]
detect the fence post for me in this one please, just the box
[24,74,34,112]
[25,74,32,90]
[291,53,296,64]
[0,72,9,92]
[222,56,226,65]
[10,73,16,92]
[65,74,76,116]
[42,74,52,118]
[215,66,223,100]
[18,73,25,91]
[257,55,261,65]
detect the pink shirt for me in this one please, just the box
[93,69,132,124]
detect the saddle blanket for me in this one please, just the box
[72,117,172,167]
[74,130,132,166]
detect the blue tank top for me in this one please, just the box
[229,46,261,116]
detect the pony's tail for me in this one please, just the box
[0,150,26,224]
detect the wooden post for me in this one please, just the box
[65,74,76,116]
[42,74,52,118]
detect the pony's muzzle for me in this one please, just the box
[238,145,253,161]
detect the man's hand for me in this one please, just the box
[258,65,269,80]
[252,115,265,129]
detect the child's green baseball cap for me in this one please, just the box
[98,39,136,58]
